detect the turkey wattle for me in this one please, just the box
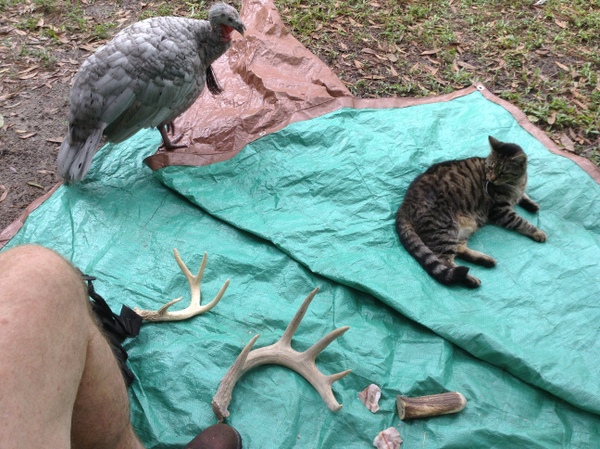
[57,3,245,183]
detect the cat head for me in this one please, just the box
[485,136,527,185]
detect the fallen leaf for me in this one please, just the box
[79,44,97,52]
[421,64,439,75]
[568,128,578,141]
[490,59,506,71]
[560,133,575,152]
[18,72,38,80]
[457,60,476,70]
[27,182,45,189]
[421,48,441,56]
[387,53,398,62]
[0,185,7,202]
[572,98,588,110]
[555,19,568,29]
[46,136,63,143]
[18,65,39,75]
[424,56,440,65]
[389,65,398,76]
[19,132,37,139]
[361,48,377,55]
[547,111,556,125]
[0,113,3,128]
[555,61,570,72]
[354,60,363,69]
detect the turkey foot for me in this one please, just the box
[159,122,186,150]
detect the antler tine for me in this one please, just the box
[211,288,351,422]
[174,248,206,308]
[304,326,351,362]
[279,287,319,346]
[134,249,230,322]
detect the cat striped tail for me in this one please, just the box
[395,215,476,288]
[57,124,105,183]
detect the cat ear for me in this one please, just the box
[512,153,527,163]
[488,136,502,150]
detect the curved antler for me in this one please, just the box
[134,249,229,322]
[212,288,351,421]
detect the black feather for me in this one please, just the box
[206,65,223,95]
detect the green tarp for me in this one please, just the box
[4,89,600,448]
[156,91,600,418]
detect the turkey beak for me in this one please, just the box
[234,21,246,36]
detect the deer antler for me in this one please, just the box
[212,288,351,422]
[134,249,229,322]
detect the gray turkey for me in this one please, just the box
[57,3,245,183]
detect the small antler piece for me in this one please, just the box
[212,288,351,422]
[134,249,229,322]
[396,392,467,420]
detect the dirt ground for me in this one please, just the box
[0,1,142,230]
[1,1,598,231]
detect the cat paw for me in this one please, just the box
[480,257,496,268]
[531,229,547,242]
[524,202,540,213]
[463,275,481,288]
[519,196,540,213]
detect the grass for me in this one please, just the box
[277,0,599,160]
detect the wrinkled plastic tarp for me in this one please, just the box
[5,129,600,448]
[156,92,600,419]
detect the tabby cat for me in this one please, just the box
[395,136,546,288]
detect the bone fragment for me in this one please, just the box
[359,383,382,413]
[373,427,402,449]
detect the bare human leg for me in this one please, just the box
[0,245,144,449]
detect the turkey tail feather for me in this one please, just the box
[57,126,104,183]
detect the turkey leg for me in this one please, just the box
[158,122,186,150]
